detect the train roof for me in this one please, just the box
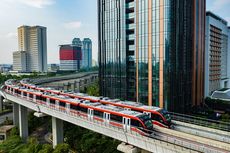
[116,101,144,107]
[96,105,123,112]
[84,95,101,100]
[20,88,43,95]
[138,105,162,111]
[81,100,102,107]
[95,105,143,117]
[115,101,162,112]
[73,92,88,96]
[54,95,81,103]
[120,110,143,117]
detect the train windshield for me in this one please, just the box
[159,109,171,122]
[138,115,153,130]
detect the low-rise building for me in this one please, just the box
[59,45,82,71]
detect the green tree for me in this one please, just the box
[26,137,42,153]
[0,136,23,152]
[222,114,230,122]
[53,143,70,153]
[10,127,19,137]
[86,80,99,96]
[37,144,53,153]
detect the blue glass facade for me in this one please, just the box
[98,0,205,113]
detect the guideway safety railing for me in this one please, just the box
[3,89,230,153]
[170,112,230,132]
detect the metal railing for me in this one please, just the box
[170,112,230,132]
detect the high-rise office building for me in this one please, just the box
[59,45,82,71]
[13,51,27,72]
[18,25,47,72]
[205,12,230,97]
[72,38,82,47]
[98,0,205,113]
[72,38,92,70]
[82,38,92,69]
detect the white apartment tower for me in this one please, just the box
[18,25,47,72]
[205,12,230,96]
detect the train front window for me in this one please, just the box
[159,109,171,122]
[138,115,153,130]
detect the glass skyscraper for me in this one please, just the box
[98,0,205,113]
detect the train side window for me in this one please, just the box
[152,114,160,120]
[94,110,103,118]
[36,96,41,100]
[110,114,122,122]
[80,107,87,113]
[42,97,46,102]
[60,102,65,107]
[29,94,33,98]
[131,119,140,127]
[70,105,79,110]
[50,99,55,104]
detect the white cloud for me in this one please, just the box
[64,21,82,29]
[19,0,55,8]
[0,0,56,8]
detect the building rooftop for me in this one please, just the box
[0,125,15,133]
[206,11,228,25]
[211,88,230,100]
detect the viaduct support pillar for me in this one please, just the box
[19,105,28,140]
[52,117,63,148]
[0,96,3,112]
[13,103,19,126]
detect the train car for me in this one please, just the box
[100,100,171,128]
[5,83,153,135]
[39,93,153,133]
[18,80,170,128]
[78,101,153,133]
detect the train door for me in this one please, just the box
[27,93,30,100]
[33,95,36,102]
[144,111,151,118]
[66,103,70,113]
[55,100,59,109]
[87,108,94,121]
[46,98,50,106]
[122,117,131,131]
[103,113,110,125]
[13,89,15,95]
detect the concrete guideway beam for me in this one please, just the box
[52,116,63,148]
[13,103,19,126]
[0,96,3,111]
[4,93,226,153]
[19,104,28,140]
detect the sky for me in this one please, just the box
[0,0,229,64]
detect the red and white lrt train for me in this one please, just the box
[20,79,172,128]
[4,80,153,135]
